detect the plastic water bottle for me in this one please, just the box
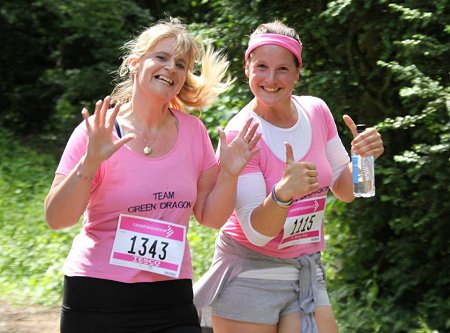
[352,124,375,197]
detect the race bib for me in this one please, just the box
[278,196,327,249]
[110,214,186,278]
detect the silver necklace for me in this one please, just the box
[141,128,163,156]
[143,144,153,155]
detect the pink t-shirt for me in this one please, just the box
[56,109,216,283]
[221,96,337,258]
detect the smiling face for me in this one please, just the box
[131,37,189,103]
[245,44,300,109]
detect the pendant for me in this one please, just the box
[143,146,152,155]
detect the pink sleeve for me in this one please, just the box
[295,95,338,142]
[198,119,217,172]
[56,121,88,176]
[318,99,338,141]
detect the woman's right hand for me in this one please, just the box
[275,142,319,201]
[44,97,136,230]
[82,96,136,167]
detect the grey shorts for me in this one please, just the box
[212,266,330,325]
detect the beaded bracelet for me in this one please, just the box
[271,184,293,208]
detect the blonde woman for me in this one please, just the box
[45,18,260,333]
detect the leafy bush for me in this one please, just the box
[0,126,78,304]
[188,222,218,281]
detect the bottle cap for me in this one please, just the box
[356,124,366,133]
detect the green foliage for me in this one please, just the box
[0,0,152,148]
[320,1,450,332]
[188,221,218,280]
[0,0,61,133]
[0,126,78,304]
[0,0,448,331]
[187,17,256,145]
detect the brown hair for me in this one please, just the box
[249,20,301,67]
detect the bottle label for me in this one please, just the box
[352,155,375,197]
[352,156,359,184]
[361,157,374,181]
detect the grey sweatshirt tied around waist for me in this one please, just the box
[193,230,323,333]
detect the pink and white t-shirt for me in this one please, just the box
[220,96,349,259]
[56,109,216,283]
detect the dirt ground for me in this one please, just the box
[0,299,60,333]
[0,299,214,333]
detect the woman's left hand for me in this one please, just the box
[218,118,261,177]
[343,114,384,159]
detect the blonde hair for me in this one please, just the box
[111,18,233,112]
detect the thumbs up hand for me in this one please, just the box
[343,114,384,159]
[274,142,319,201]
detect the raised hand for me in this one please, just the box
[275,142,319,200]
[343,114,384,159]
[82,96,136,167]
[217,118,261,177]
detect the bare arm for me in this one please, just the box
[330,162,354,202]
[193,164,236,229]
[44,156,99,229]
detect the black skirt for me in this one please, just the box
[61,276,202,333]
